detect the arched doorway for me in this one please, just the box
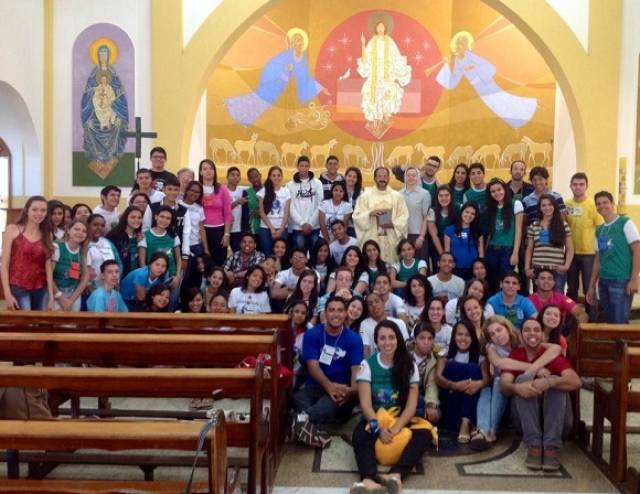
[0,137,11,233]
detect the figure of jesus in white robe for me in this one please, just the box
[357,22,412,126]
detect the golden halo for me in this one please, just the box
[287,27,309,51]
[368,11,394,36]
[89,37,119,65]
[450,31,474,53]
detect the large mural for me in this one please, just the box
[207,0,555,183]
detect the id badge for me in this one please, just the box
[597,235,609,252]
[539,229,550,244]
[319,344,336,365]
[68,261,81,280]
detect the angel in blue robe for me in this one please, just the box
[81,45,129,163]
[432,31,537,130]
[225,28,325,127]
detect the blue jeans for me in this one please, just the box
[476,376,508,435]
[599,278,632,324]
[293,384,354,424]
[291,228,320,256]
[10,285,48,310]
[258,228,288,258]
[486,245,513,292]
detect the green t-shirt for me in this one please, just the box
[452,186,467,210]
[596,216,639,280]
[421,179,438,202]
[356,353,418,411]
[463,186,489,235]
[489,200,523,247]
[144,229,178,276]
[53,240,83,290]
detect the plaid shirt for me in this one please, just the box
[223,250,265,274]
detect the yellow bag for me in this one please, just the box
[366,408,438,466]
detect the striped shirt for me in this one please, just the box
[527,221,572,269]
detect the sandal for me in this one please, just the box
[349,481,387,494]
[379,474,402,494]
[469,430,492,451]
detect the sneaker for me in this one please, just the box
[524,447,543,470]
[542,447,561,471]
[296,419,332,449]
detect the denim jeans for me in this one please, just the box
[10,285,48,310]
[476,376,508,435]
[599,278,632,324]
[291,229,320,256]
[293,384,353,425]
[486,245,513,292]
[52,287,82,312]
[258,228,288,259]
[567,254,596,320]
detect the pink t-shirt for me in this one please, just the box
[202,184,232,227]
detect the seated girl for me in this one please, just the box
[351,320,430,494]
[119,252,170,311]
[144,283,171,312]
[228,265,271,314]
[436,320,489,443]
[178,286,206,313]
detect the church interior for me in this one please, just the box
[1,0,640,493]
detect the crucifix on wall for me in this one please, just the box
[123,116,157,170]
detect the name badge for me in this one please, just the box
[461,231,469,240]
[68,261,81,280]
[539,229,550,244]
[319,344,336,365]
[597,235,610,252]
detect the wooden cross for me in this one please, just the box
[123,116,157,170]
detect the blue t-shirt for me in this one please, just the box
[120,266,169,302]
[87,286,129,312]
[487,292,537,330]
[302,323,363,388]
[444,225,478,269]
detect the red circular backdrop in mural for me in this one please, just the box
[316,10,443,141]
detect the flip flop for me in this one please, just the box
[379,475,402,494]
[349,482,387,494]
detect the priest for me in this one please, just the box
[353,167,409,263]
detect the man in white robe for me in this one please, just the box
[353,167,409,264]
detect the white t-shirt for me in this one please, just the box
[93,206,119,233]
[329,236,358,264]
[180,201,206,247]
[257,187,291,229]
[405,304,425,327]
[229,186,247,233]
[228,287,271,314]
[87,238,117,282]
[427,274,465,302]
[433,323,453,357]
[358,353,419,382]
[360,316,410,351]
[382,293,407,317]
[319,199,354,239]
[445,298,495,325]
[328,269,369,287]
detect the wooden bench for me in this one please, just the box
[592,341,640,491]
[0,365,265,493]
[0,331,286,472]
[0,390,231,493]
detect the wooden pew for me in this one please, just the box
[592,341,640,490]
[0,333,275,493]
[0,392,230,494]
[568,323,640,444]
[0,365,264,493]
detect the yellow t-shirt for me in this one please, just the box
[565,197,603,254]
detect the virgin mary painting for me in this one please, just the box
[81,44,129,165]
[225,28,326,127]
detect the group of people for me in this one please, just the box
[1,145,638,493]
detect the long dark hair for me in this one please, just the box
[106,206,142,272]
[241,265,268,293]
[374,319,414,409]
[183,180,204,205]
[448,163,470,190]
[198,159,219,192]
[487,178,514,237]
[404,273,432,307]
[448,320,481,363]
[459,294,485,327]
[179,286,206,313]
[454,202,481,241]
[17,195,54,255]
[434,185,457,226]
[537,304,562,344]
[537,194,566,247]
[145,283,171,312]
[262,166,283,214]
[346,296,367,332]
[285,269,319,314]
[344,166,363,204]
[360,239,387,274]
[340,245,366,289]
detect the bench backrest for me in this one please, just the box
[0,332,277,368]
[569,323,640,377]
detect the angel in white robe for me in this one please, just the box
[432,31,537,129]
[357,14,412,134]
